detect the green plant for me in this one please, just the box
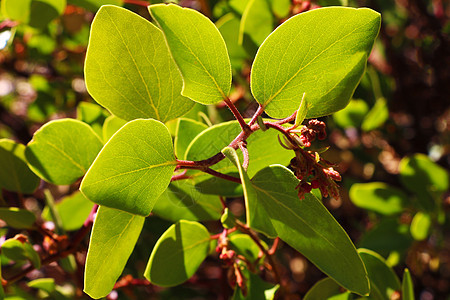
[0,2,399,299]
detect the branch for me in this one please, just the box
[223,97,251,134]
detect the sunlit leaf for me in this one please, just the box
[174,118,208,160]
[239,0,273,56]
[0,207,36,229]
[333,98,369,129]
[304,277,351,300]
[251,165,369,295]
[358,248,401,300]
[81,119,176,216]
[153,179,222,222]
[216,13,248,70]
[102,115,127,142]
[0,139,40,194]
[223,147,276,237]
[361,97,388,131]
[1,0,66,29]
[349,182,408,215]
[402,268,415,300]
[85,5,193,122]
[84,206,145,299]
[251,7,381,118]
[149,4,232,104]
[26,119,103,185]
[410,212,432,241]
[42,192,94,231]
[144,220,210,287]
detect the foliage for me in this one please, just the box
[0,0,449,299]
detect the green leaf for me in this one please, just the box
[270,0,291,18]
[153,179,223,222]
[81,119,176,216]
[228,0,250,15]
[174,118,208,160]
[85,5,193,122]
[223,147,276,237]
[0,207,36,229]
[25,119,103,185]
[28,278,55,293]
[294,93,308,127]
[402,269,415,300]
[77,101,109,140]
[251,7,381,118]
[102,115,127,142]
[361,97,388,131]
[358,249,401,300]
[67,0,123,12]
[358,218,412,258]
[186,120,293,178]
[399,154,449,211]
[349,182,408,216]
[195,174,244,197]
[304,277,351,300]
[229,234,266,262]
[144,220,211,287]
[216,13,248,70]
[410,212,432,241]
[239,0,274,56]
[84,206,145,299]
[232,269,277,300]
[1,238,40,269]
[0,139,40,194]
[221,208,236,229]
[251,165,369,295]
[149,4,232,104]
[42,192,94,231]
[1,0,66,29]
[333,99,369,129]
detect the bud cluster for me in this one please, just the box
[288,120,341,200]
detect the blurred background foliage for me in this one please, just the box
[0,0,448,299]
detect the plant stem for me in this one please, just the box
[248,105,265,126]
[234,221,282,287]
[223,97,251,134]
[123,0,149,6]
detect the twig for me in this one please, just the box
[123,0,149,6]
[223,97,251,134]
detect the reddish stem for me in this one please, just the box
[171,170,190,182]
[223,97,251,134]
[123,0,149,6]
[248,105,265,126]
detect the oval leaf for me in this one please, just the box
[410,212,432,241]
[144,220,211,287]
[1,0,66,29]
[358,248,401,300]
[149,4,232,104]
[304,277,351,300]
[84,206,145,299]
[42,192,94,231]
[0,139,40,193]
[399,153,449,211]
[251,165,369,295]
[153,179,223,222]
[349,182,408,216]
[0,207,36,229]
[251,7,381,118]
[174,118,208,160]
[26,119,103,185]
[85,5,193,122]
[81,119,176,216]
